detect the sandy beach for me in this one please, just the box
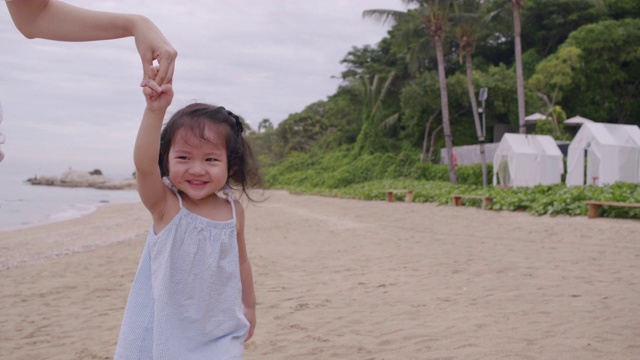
[1,190,639,359]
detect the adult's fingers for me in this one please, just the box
[154,48,177,86]
[141,56,162,93]
[155,59,175,86]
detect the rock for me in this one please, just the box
[27,170,137,190]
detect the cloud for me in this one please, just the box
[0,0,404,177]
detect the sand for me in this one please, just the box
[1,190,639,359]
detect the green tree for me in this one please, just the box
[521,0,600,57]
[528,45,582,133]
[532,105,570,140]
[341,44,392,80]
[486,0,527,133]
[265,101,332,159]
[562,19,640,123]
[486,0,616,133]
[472,64,519,132]
[322,85,366,147]
[364,0,458,183]
[258,118,274,133]
[601,0,640,20]
[400,71,442,162]
[353,72,396,154]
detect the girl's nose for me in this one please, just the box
[189,162,206,175]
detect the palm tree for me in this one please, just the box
[364,0,458,183]
[452,0,488,186]
[354,72,396,154]
[511,0,526,134]
[499,0,599,133]
[486,0,526,133]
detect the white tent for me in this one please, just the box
[493,134,564,187]
[564,115,594,127]
[524,112,548,124]
[566,122,640,186]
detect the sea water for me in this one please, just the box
[0,173,140,232]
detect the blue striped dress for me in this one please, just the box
[115,185,249,359]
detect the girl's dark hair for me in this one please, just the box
[158,102,262,200]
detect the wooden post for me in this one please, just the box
[481,197,492,210]
[405,191,414,203]
[386,191,394,202]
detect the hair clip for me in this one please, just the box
[226,110,243,135]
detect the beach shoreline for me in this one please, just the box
[0,173,141,233]
[1,190,639,359]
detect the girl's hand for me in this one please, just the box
[142,66,173,111]
[244,305,256,342]
[142,82,172,111]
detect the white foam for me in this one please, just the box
[48,203,98,222]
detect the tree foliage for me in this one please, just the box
[560,18,640,123]
[250,0,640,190]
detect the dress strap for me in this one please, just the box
[223,186,237,222]
[162,176,183,208]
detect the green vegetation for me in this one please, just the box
[249,0,640,219]
[261,146,640,218]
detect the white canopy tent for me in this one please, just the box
[566,122,640,186]
[524,112,548,124]
[493,134,564,187]
[564,115,594,127]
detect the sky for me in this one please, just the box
[0,0,406,178]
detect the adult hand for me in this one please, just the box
[133,16,177,91]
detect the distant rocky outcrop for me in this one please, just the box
[27,170,137,190]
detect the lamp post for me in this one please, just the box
[479,87,488,140]
[478,88,488,187]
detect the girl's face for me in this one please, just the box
[167,126,228,202]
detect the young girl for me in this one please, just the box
[115,68,261,359]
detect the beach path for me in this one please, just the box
[1,190,639,359]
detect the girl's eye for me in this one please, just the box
[206,158,216,162]
[177,156,189,160]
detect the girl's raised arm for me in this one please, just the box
[134,81,173,218]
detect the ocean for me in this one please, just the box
[0,173,141,232]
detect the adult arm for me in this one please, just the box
[6,0,176,86]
